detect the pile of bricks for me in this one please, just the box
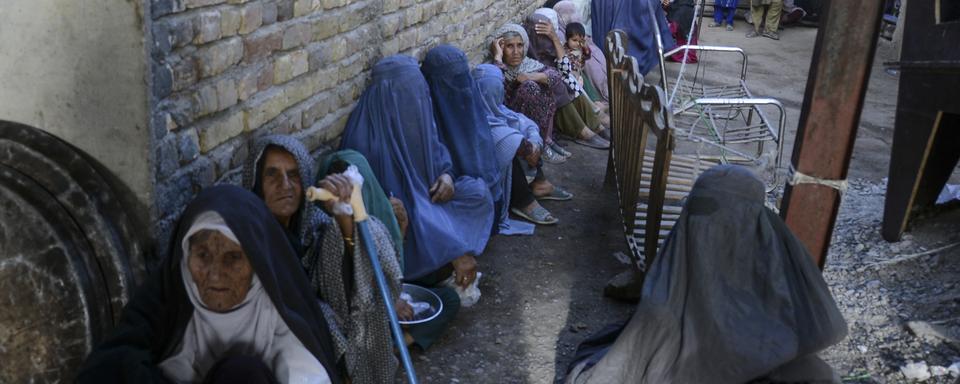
[147,0,541,256]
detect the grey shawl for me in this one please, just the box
[242,135,402,384]
[495,23,546,82]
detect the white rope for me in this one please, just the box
[787,164,848,195]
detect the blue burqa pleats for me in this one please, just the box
[472,63,538,236]
[421,45,502,219]
[340,55,494,280]
[591,0,676,75]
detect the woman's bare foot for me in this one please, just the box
[578,127,596,140]
[530,179,555,197]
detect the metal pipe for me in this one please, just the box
[662,45,749,81]
[648,0,669,90]
[357,221,419,384]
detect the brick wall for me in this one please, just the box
[147,0,542,256]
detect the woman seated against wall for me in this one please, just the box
[242,135,404,383]
[422,45,572,227]
[524,12,611,149]
[554,0,610,104]
[421,45,503,221]
[490,24,570,164]
[473,62,578,226]
[77,185,341,384]
[340,55,492,310]
[318,149,462,352]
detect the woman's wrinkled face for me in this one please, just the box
[261,147,302,228]
[188,230,253,312]
[501,36,525,67]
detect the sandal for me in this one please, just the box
[542,146,568,164]
[575,135,610,149]
[549,142,572,158]
[511,204,558,225]
[745,29,760,38]
[596,128,611,141]
[535,186,574,201]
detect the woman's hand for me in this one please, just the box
[525,145,541,167]
[490,37,504,62]
[536,20,566,59]
[517,72,549,85]
[429,173,455,203]
[317,174,354,215]
[395,298,414,321]
[389,197,409,237]
[451,254,478,288]
[534,20,558,43]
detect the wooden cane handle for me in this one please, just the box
[304,185,370,222]
[305,186,335,202]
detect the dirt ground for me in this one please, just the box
[412,22,960,384]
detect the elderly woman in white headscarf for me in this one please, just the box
[78,185,342,384]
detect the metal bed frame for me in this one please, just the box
[650,0,786,190]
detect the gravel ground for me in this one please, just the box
[821,179,960,383]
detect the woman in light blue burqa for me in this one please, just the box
[422,45,555,232]
[340,55,492,290]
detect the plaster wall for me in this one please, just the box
[0,0,151,205]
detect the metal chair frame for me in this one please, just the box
[651,0,786,190]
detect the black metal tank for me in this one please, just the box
[0,121,147,382]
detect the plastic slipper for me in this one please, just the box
[542,146,568,164]
[536,186,574,201]
[549,142,573,158]
[575,135,610,149]
[510,205,558,225]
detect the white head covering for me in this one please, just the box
[554,1,583,24]
[160,211,331,383]
[494,23,546,82]
[534,8,566,42]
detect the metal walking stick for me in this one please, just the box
[306,183,419,384]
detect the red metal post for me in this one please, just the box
[780,0,884,269]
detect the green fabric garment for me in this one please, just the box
[582,72,603,102]
[318,149,404,269]
[555,94,601,138]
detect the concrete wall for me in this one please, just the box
[148,0,542,249]
[0,0,151,206]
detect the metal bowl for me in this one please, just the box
[398,283,443,325]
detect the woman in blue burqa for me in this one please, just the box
[77,185,341,383]
[473,62,578,227]
[591,0,676,76]
[339,54,493,292]
[564,166,847,384]
[423,45,568,229]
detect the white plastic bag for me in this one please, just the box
[329,165,363,216]
[442,272,483,307]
